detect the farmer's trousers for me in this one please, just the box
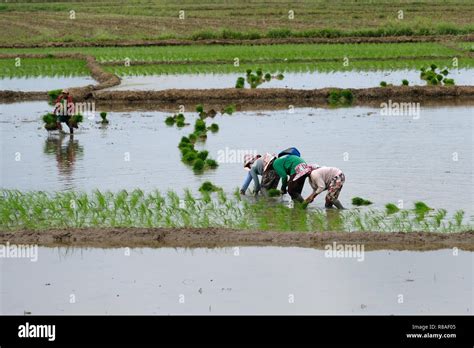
[288,173,306,202]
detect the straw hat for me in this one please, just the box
[292,163,319,181]
[262,153,277,171]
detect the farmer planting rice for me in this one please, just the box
[272,154,307,202]
[53,89,76,134]
[240,154,261,195]
[301,165,346,209]
[240,153,281,196]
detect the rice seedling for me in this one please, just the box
[402,79,409,86]
[4,189,469,233]
[235,68,285,88]
[164,113,187,127]
[47,89,62,104]
[267,188,281,197]
[100,112,109,124]
[199,182,222,193]
[380,81,387,87]
[0,58,89,78]
[385,203,400,214]
[352,197,373,206]
[208,123,219,133]
[420,64,455,85]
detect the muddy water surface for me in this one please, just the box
[0,246,471,314]
[1,101,472,214]
[110,69,474,90]
[0,76,95,91]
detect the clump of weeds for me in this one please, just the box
[328,89,354,106]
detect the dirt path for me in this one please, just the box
[1,228,472,251]
[1,35,473,49]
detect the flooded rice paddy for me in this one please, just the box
[0,76,95,91]
[1,246,471,314]
[110,69,474,91]
[0,101,472,215]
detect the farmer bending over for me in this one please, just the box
[303,166,346,209]
[240,153,280,196]
[272,154,307,202]
[240,154,261,195]
[53,89,75,134]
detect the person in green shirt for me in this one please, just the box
[272,154,307,202]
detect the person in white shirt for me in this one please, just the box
[304,166,345,209]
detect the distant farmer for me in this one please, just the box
[272,154,307,202]
[303,166,346,209]
[53,89,75,134]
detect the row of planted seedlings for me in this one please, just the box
[165,104,235,172]
[0,189,470,233]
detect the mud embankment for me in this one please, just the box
[92,86,474,104]
[1,35,473,49]
[0,52,120,101]
[1,228,472,251]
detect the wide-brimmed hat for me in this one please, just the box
[243,154,260,170]
[62,89,69,94]
[292,163,319,181]
[262,153,277,171]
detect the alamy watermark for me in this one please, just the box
[324,242,365,262]
[217,147,257,164]
[380,99,420,119]
[0,242,38,262]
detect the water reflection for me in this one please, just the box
[43,134,83,189]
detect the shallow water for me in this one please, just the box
[1,101,472,214]
[0,76,95,91]
[110,69,474,90]
[0,246,471,314]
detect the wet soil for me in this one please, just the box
[1,35,473,49]
[1,227,472,251]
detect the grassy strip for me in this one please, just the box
[0,43,460,63]
[0,0,473,45]
[0,58,89,78]
[0,189,470,233]
[104,58,474,76]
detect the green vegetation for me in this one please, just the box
[352,197,373,206]
[164,113,187,127]
[267,188,282,197]
[100,112,109,124]
[385,203,400,214]
[0,189,470,233]
[0,58,89,78]
[402,79,409,86]
[328,89,354,106]
[47,89,62,104]
[101,58,474,76]
[236,68,284,88]
[42,112,83,131]
[0,0,473,45]
[420,64,455,85]
[380,81,388,87]
[199,181,221,193]
[0,43,460,63]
